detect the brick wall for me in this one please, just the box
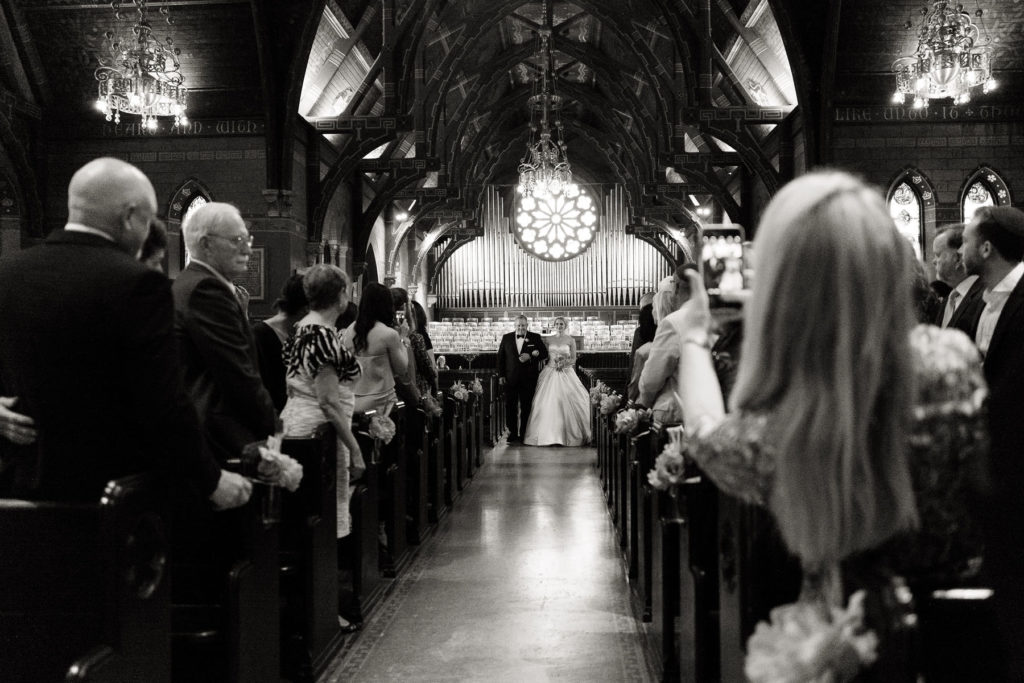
[830,119,1023,261]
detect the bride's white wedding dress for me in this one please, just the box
[523,342,592,446]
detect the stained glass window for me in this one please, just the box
[963,181,994,224]
[514,184,598,261]
[888,182,922,259]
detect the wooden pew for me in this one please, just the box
[405,405,431,545]
[627,427,651,585]
[378,402,410,577]
[648,422,682,682]
[426,391,448,523]
[716,491,800,683]
[280,424,343,681]
[464,394,478,481]
[170,481,281,683]
[443,396,462,505]
[0,474,171,682]
[677,469,720,683]
[350,409,384,621]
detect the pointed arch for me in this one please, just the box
[166,178,215,275]
[886,167,936,261]
[960,166,1012,224]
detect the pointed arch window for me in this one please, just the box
[888,182,923,259]
[962,167,1010,224]
[167,178,214,272]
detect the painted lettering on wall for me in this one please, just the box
[98,118,265,137]
[834,105,1022,123]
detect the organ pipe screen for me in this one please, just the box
[434,186,675,310]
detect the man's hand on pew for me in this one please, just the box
[0,396,37,445]
[209,469,253,510]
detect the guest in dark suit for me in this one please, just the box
[960,205,1024,680]
[172,202,278,466]
[931,222,985,338]
[0,157,248,509]
[496,315,548,443]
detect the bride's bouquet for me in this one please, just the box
[244,434,304,492]
[550,351,569,372]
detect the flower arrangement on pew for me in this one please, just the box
[744,590,878,683]
[368,402,397,445]
[589,380,609,406]
[470,377,484,395]
[421,393,443,417]
[450,380,470,402]
[647,425,686,491]
[599,391,622,416]
[613,407,650,435]
[244,434,303,492]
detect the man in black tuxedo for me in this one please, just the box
[931,222,984,337]
[960,205,1024,679]
[497,315,548,443]
[0,157,248,509]
[173,202,277,466]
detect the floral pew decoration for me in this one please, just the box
[646,425,688,492]
[470,377,484,396]
[613,406,650,436]
[599,391,622,416]
[242,434,304,492]
[450,380,470,402]
[589,380,609,406]
[420,393,444,417]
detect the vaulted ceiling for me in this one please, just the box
[1,0,1021,234]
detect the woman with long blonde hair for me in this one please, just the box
[671,170,988,680]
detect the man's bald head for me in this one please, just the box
[67,157,157,255]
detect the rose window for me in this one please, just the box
[514,184,597,261]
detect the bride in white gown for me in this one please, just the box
[523,317,593,446]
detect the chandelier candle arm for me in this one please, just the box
[94,0,189,128]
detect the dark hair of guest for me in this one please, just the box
[637,303,656,345]
[391,287,410,310]
[354,282,395,352]
[274,271,308,316]
[139,218,168,261]
[410,300,433,347]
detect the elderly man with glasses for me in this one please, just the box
[172,202,277,470]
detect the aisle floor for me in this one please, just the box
[321,442,656,682]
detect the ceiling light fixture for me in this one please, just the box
[94,0,189,130]
[892,2,996,108]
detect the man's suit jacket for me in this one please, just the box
[172,262,276,464]
[0,231,220,501]
[977,275,1024,676]
[496,331,548,387]
[934,277,986,339]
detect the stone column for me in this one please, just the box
[305,241,323,266]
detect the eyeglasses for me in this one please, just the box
[207,233,254,248]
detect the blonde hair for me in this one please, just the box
[731,170,918,563]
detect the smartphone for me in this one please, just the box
[700,225,749,306]
[396,310,406,325]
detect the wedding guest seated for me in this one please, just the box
[253,272,308,413]
[635,266,693,422]
[280,264,364,632]
[671,171,988,681]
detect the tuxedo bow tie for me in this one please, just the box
[516,335,526,339]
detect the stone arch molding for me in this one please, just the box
[167,178,215,223]
[959,165,1012,216]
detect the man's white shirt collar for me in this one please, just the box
[983,262,1024,305]
[64,222,115,243]
[951,274,979,299]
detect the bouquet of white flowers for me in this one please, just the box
[614,408,649,435]
[646,426,687,491]
[470,377,484,395]
[599,391,622,415]
[246,434,304,492]
[589,380,609,406]
[451,381,470,402]
[368,414,397,444]
[550,351,569,372]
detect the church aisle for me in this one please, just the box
[321,443,656,682]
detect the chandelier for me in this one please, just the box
[94,0,189,129]
[516,22,574,199]
[891,2,997,108]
